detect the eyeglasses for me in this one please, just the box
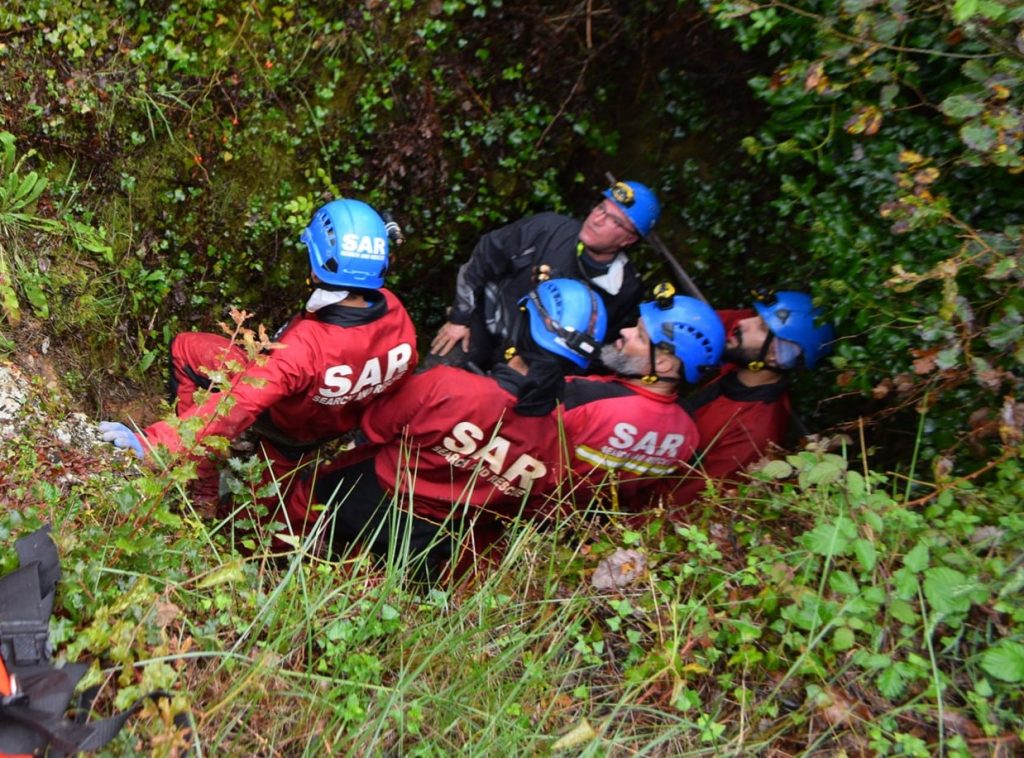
[593,201,635,233]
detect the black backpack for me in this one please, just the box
[0,525,192,757]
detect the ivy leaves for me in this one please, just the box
[939,68,1023,170]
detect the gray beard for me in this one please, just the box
[600,345,651,376]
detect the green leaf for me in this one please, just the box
[153,508,182,527]
[13,171,44,205]
[980,640,1024,683]
[862,509,884,534]
[139,350,158,372]
[758,459,793,479]
[0,132,14,173]
[832,626,855,651]
[845,470,866,497]
[961,122,997,152]
[877,665,906,698]
[198,560,247,588]
[892,567,920,600]
[889,598,919,625]
[829,570,859,596]
[880,83,899,109]
[903,542,929,573]
[976,0,1007,19]
[952,0,979,22]
[940,93,986,119]
[799,458,846,488]
[0,253,21,325]
[23,279,47,317]
[962,60,992,82]
[802,516,854,556]
[853,538,877,572]
[854,651,891,669]
[950,0,1004,21]
[923,566,974,614]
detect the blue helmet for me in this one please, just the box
[753,291,835,369]
[603,181,661,236]
[640,289,725,383]
[519,279,608,369]
[301,199,389,288]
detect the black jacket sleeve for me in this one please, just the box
[450,219,526,325]
[449,214,569,325]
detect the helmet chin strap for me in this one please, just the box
[745,332,789,374]
[730,326,772,373]
[644,341,660,384]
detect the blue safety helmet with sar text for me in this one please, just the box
[603,181,661,237]
[301,199,389,289]
[753,290,835,369]
[639,290,725,384]
[519,279,608,369]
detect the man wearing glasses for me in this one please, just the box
[427,180,660,372]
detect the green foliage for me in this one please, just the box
[981,640,1024,683]
[2,1,1024,750]
[0,0,660,382]
[2,352,1024,753]
[700,0,1024,474]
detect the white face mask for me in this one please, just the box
[305,288,350,312]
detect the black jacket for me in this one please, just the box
[448,212,643,344]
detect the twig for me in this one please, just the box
[901,449,1013,508]
[533,59,589,152]
[586,0,593,49]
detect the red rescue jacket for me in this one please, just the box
[668,309,791,507]
[358,365,569,524]
[142,289,417,456]
[559,375,699,509]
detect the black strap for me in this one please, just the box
[0,526,60,669]
[1,701,95,754]
[74,689,192,754]
[0,526,195,756]
[1,688,192,757]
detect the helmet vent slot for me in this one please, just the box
[319,213,336,247]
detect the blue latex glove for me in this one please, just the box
[98,421,145,459]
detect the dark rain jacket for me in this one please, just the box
[448,212,643,347]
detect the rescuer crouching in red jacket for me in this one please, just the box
[285,278,608,584]
[559,284,726,511]
[98,200,418,542]
[667,290,835,512]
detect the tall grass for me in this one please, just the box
[1,379,1022,756]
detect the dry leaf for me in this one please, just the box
[552,718,597,751]
[592,549,647,590]
[872,378,892,399]
[911,348,938,375]
[155,601,181,627]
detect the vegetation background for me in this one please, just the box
[0,0,1022,754]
